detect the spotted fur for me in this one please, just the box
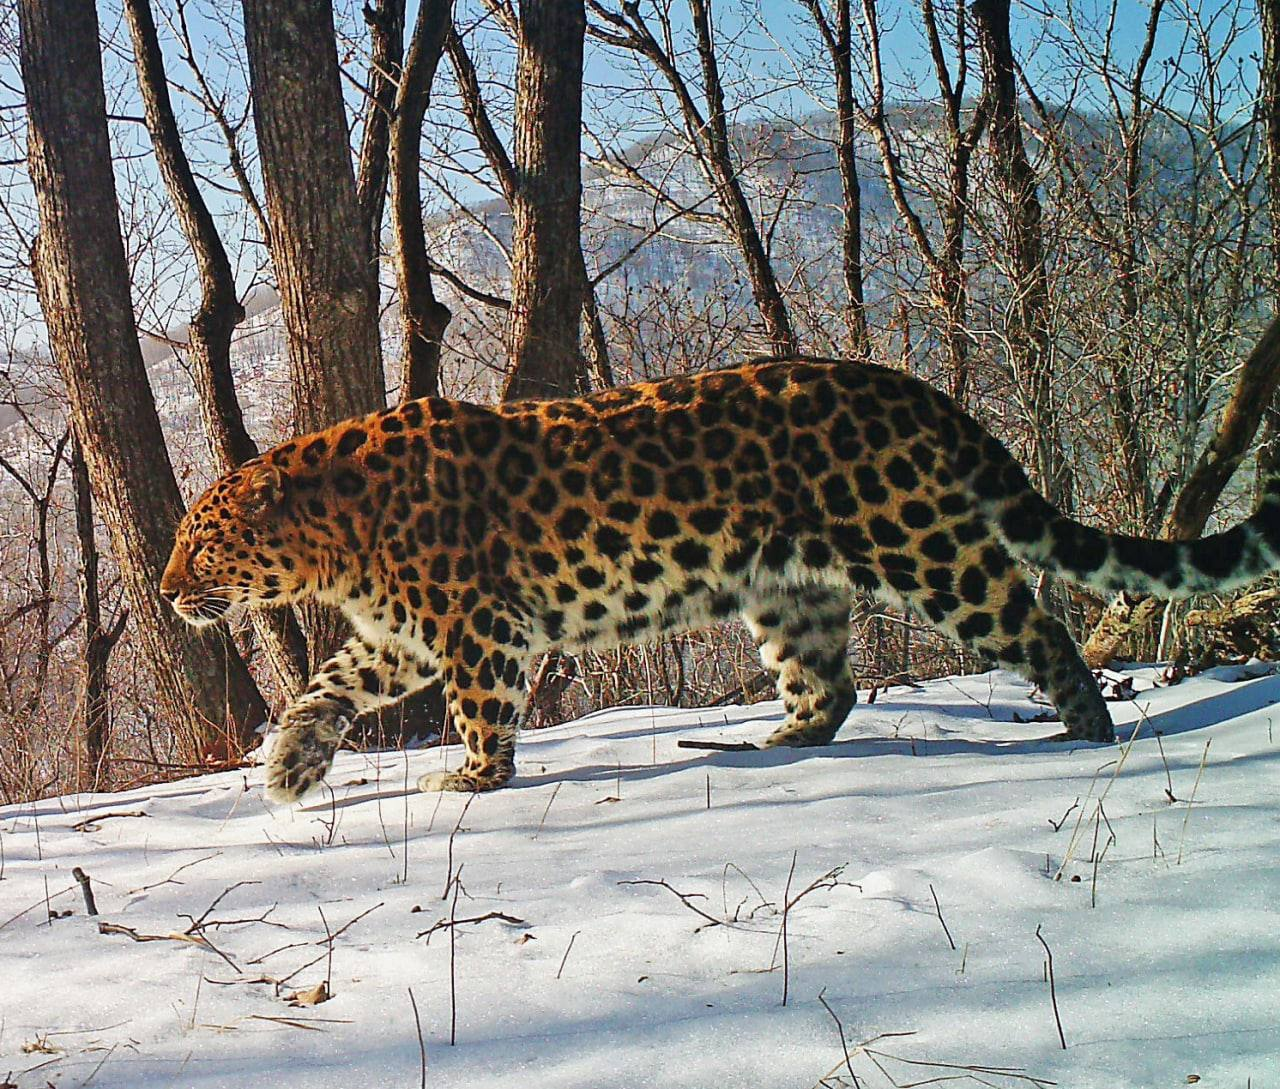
[160,359,1280,802]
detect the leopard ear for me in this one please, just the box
[240,464,286,514]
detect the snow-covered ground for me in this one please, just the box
[2,666,1278,1089]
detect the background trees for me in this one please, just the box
[1,0,1277,802]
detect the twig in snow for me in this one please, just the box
[1177,740,1212,865]
[676,739,758,752]
[318,907,334,995]
[1055,720,1143,881]
[1154,733,1179,803]
[1035,924,1067,1049]
[179,881,259,934]
[533,782,562,839]
[442,794,476,900]
[96,921,240,972]
[400,755,411,885]
[556,930,581,980]
[816,989,861,1088]
[928,884,956,950]
[780,851,798,1006]
[417,911,529,943]
[449,867,462,1045]
[618,878,737,932]
[1047,798,1079,833]
[770,863,853,978]
[408,987,427,1089]
[72,867,98,916]
[71,810,147,832]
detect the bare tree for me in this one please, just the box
[503,0,592,399]
[124,0,309,697]
[853,0,990,400]
[1257,0,1280,481]
[20,0,268,748]
[357,0,408,253]
[392,0,454,399]
[972,0,1066,508]
[797,0,869,357]
[241,0,386,432]
[590,0,799,356]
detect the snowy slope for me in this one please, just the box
[2,666,1278,1089]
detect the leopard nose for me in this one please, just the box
[159,584,179,604]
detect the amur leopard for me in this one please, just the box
[160,359,1280,802]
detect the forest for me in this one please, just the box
[1,0,1279,805]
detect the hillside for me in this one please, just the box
[2,665,1277,1088]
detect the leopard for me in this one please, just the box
[160,358,1280,803]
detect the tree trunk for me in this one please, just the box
[20,0,268,751]
[71,438,126,791]
[392,0,452,401]
[973,0,1067,509]
[241,0,388,673]
[799,0,868,357]
[356,0,407,258]
[241,0,386,433]
[449,22,610,393]
[125,0,309,698]
[502,0,589,401]
[1256,0,1280,481]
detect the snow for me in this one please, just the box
[2,666,1279,1088]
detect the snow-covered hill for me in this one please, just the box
[2,666,1278,1088]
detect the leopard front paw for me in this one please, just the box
[263,713,350,804]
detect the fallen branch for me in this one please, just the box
[676,739,759,752]
[417,911,528,943]
[96,920,239,971]
[71,810,147,832]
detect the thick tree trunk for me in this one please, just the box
[242,0,388,673]
[502,0,589,401]
[21,0,268,750]
[241,0,386,433]
[125,0,309,698]
[392,0,452,401]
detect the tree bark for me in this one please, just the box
[392,0,453,401]
[241,0,386,432]
[356,0,407,259]
[799,0,868,357]
[21,0,268,750]
[502,0,590,400]
[241,0,388,673]
[125,0,309,698]
[71,438,127,791]
[1255,0,1280,481]
[973,0,1067,508]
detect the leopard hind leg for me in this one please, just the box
[743,584,856,747]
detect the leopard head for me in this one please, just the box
[161,463,304,627]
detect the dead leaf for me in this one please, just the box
[515,933,536,945]
[287,982,331,1007]
[594,796,621,805]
